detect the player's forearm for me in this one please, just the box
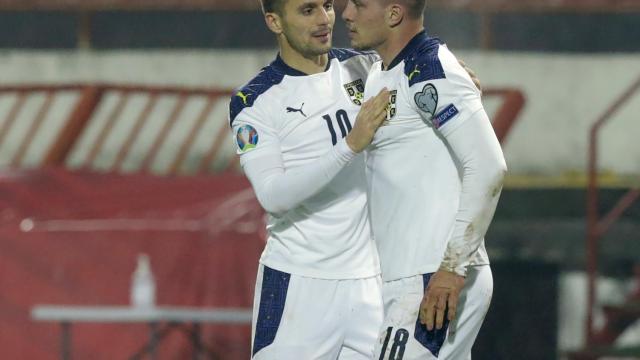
[243,139,357,214]
[440,110,507,276]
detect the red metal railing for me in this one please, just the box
[0,84,524,175]
[586,75,640,344]
[0,84,234,175]
[483,88,525,144]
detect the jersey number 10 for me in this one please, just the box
[323,110,352,146]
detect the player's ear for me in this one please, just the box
[265,12,284,35]
[386,4,404,28]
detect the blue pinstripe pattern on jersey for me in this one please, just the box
[229,61,287,126]
[252,266,291,356]
[330,48,375,62]
[230,49,374,126]
[414,272,450,357]
[384,30,445,87]
[403,33,446,87]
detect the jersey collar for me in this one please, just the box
[272,52,334,77]
[386,30,428,71]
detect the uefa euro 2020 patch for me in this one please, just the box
[433,104,459,129]
[236,125,259,153]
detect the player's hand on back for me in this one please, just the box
[458,59,482,94]
[346,88,390,153]
[419,269,465,331]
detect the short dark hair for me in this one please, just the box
[260,0,285,14]
[406,0,426,19]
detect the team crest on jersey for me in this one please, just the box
[343,79,365,106]
[386,90,397,121]
[414,83,438,118]
[236,125,259,153]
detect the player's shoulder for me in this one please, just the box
[402,33,447,87]
[330,48,380,68]
[330,48,379,62]
[229,60,287,126]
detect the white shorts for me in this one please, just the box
[251,265,384,360]
[374,266,493,360]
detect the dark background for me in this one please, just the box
[2,10,640,52]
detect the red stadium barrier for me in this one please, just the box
[0,84,522,174]
[585,75,640,344]
[0,168,263,359]
[0,84,525,358]
[483,88,525,144]
[0,84,235,175]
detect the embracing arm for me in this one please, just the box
[236,88,390,215]
[241,139,356,214]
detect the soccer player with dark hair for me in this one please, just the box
[343,0,507,358]
[230,0,390,358]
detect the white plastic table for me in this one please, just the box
[31,305,253,360]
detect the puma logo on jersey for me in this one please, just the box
[236,91,250,105]
[286,103,307,117]
[408,66,421,81]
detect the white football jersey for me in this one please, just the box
[364,31,490,281]
[230,49,381,279]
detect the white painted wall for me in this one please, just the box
[558,272,638,357]
[1,50,639,178]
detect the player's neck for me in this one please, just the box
[279,42,329,75]
[377,24,424,70]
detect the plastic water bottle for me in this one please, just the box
[130,253,156,308]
